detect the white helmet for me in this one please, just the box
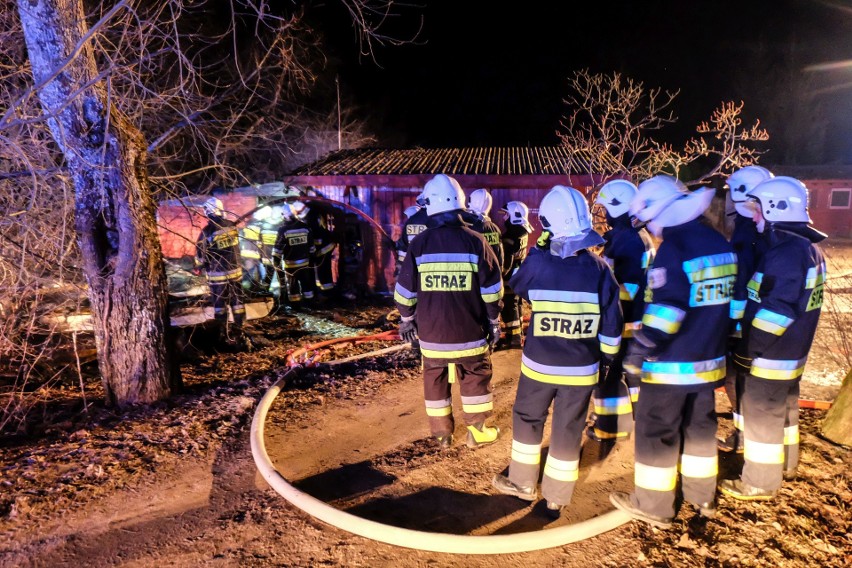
[630,175,713,233]
[202,197,224,217]
[538,186,591,238]
[291,201,309,219]
[468,188,493,216]
[252,206,272,221]
[423,174,466,216]
[727,165,774,217]
[403,205,420,219]
[504,201,533,233]
[596,179,638,218]
[746,176,811,224]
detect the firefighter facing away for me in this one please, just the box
[394,174,504,450]
[718,165,774,454]
[195,197,247,344]
[272,201,316,308]
[498,200,534,349]
[587,180,655,443]
[718,176,827,501]
[492,186,622,518]
[609,175,735,528]
[465,189,505,274]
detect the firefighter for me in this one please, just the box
[394,174,504,450]
[491,186,622,517]
[498,201,533,349]
[239,207,265,295]
[719,177,827,501]
[257,205,286,297]
[396,192,432,266]
[272,201,316,309]
[587,180,655,443]
[466,189,505,271]
[195,197,247,345]
[718,166,774,454]
[609,175,735,528]
[305,205,338,297]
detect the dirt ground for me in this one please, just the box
[2,241,852,567]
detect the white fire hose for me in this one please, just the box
[250,354,631,554]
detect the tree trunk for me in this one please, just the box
[18,0,179,405]
[821,368,852,446]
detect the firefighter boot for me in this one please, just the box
[693,500,717,519]
[718,479,777,501]
[545,501,564,519]
[609,491,673,529]
[717,431,744,453]
[491,474,536,502]
[435,434,453,450]
[466,423,500,448]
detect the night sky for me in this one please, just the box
[318,1,852,163]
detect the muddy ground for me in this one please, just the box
[1,240,852,567]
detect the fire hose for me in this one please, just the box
[251,329,833,553]
[250,333,632,554]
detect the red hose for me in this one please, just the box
[286,329,400,367]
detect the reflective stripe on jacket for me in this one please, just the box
[742,228,826,380]
[510,247,623,385]
[394,213,503,358]
[636,219,736,389]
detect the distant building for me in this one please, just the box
[280,147,614,293]
[770,165,852,238]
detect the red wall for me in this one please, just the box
[805,182,852,238]
[157,193,259,259]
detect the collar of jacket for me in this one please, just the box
[660,217,703,239]
[606,212,633,231]
[549,230,605,258]
[431,210,469,227]
[770,222,827,244]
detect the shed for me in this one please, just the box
[281,146,614,293]
[770,165,852,238]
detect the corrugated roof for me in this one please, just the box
[287,147,617,177]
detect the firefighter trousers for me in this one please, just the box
[500,280,522,337]
[209,279,246,326]
[741,376,799,491]
[633,385,718,520]
[314,251,336,292]
[422,354,494,438]
[590,340,636,440]
[278,265,315,303]
[509,373,594,506]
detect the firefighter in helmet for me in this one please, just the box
[609,175,735,528]
[304,204,338,298]
[719,177,827,501]
[492,185,622,517]
[465,189,505,271]
[587,179,655,443]
[498,201,534,349]
[718,165,774,453]
[272,201,315,309]
[394,174,503,450]
[396,192,433,267]
[195,196,247,345]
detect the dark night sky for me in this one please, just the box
[317,1,852,163]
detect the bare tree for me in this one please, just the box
[2,0,410,414]
[557,69,769,185]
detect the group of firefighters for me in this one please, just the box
[193,191,345,347]
[393,168,826,527]
[195,168,826,528]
